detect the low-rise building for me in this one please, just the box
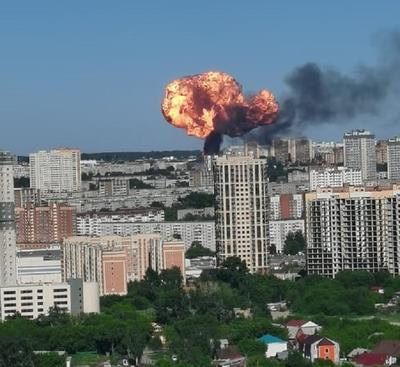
[0,278,99,321]
[258,334,288,358]
[299,335,340,364]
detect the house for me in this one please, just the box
[299,335,340,364]
[214,345,246,367]
[258,334,288,358]
[286,319,321,339]
[348,348,370,359]
[372,340,400,359]
[371,286,385,294]
[352,352,396,366]
[233,308,252,319]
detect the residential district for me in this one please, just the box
[2,129,400,366]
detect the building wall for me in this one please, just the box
[0,151,17,286]
[269,220,305,254]
[16,203,76,244]
[343,130,376,182]
[29,148,81,194]
[102,251,127,295]
[214,153,269,273]
[306,185,400,277]
[388,137,400,180]
[162,241,185,277]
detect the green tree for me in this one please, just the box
[283,231,306,255]
[32,353,65,367]
[186,242,215,259]
[222,256,248,273]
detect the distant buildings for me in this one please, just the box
[376,139,388,165]
[269,194,303,221]
[306,185,400,277]
[77,216,215,251]
[0,150,17,286]
[269,220,305,254]
[98,177,129,196]
[309,167,362,190]
[14,188,41,208]
[16,203,76,244]
[387,137,400,180]
[214,150,269,273]
[271,138,312,164]
[343,130,376,182]
[29,148,81,194]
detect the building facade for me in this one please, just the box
[343,130,376,182]
[16,203,76,244]
[62,234,163,295]
[269,194,303,221]
[14,188,41,208]
[29,148,81,194]
[388,137,400,180]
[309,167,362,190]
[214,152,269,273]
[0,151,17,286]
[0,279,99,321]
[306,185,400,277]
[269,219,305,254]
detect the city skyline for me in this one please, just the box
[2,2,400,154]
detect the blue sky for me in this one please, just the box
[1,1,400,154]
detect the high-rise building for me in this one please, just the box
[376,139,388,165]
[214,151,269,273]
[343,130,376,182]
[387,137,400,181]
[0,151,17,286]
[29,148,81,194]
[16,203,76,244]
[305,185,400,278]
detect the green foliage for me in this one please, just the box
[177,192,214,209]
[185,242,215,259]
[283,231,306,255]
[33,353,65,367]
[129,178,154,189]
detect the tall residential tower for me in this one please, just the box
[214,148,269,273]
[0,151,17,286]
[343,130,376,182]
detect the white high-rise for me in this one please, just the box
[388,137,400,181]
[343,130,376,182]
[306,185,400,278]
[29,148,81,193]
[214,149,269,273]
[0,151,17,286]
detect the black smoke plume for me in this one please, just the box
[246,31,400,144]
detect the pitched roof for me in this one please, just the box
[259,334,285,344]
[353,352,388,366]
[302,334,323,346]
[286,319,307,327]
[317,338,335,347]
[216,346,244,361]
[372,340,400,357]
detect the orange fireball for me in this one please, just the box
[161,71,279,141]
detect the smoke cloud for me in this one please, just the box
[246,31,400,144]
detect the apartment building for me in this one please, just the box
[305,185,400,277]
[15,202,76,244]
[77,219,215,251]
[269,219,305,254]
[14,188,41,208]
[309,167,362,190]
[76,208,165,236]
[62,234,163,295]
[387,137,400,180]
[0,150,17,286]
[269,194,303,221]
[29,148,81,193]
[214,151,269,273]
[0,279,99,321]
[98,177,129,197]
[343,130,376,182]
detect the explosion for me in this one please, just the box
[161,71,279,154]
